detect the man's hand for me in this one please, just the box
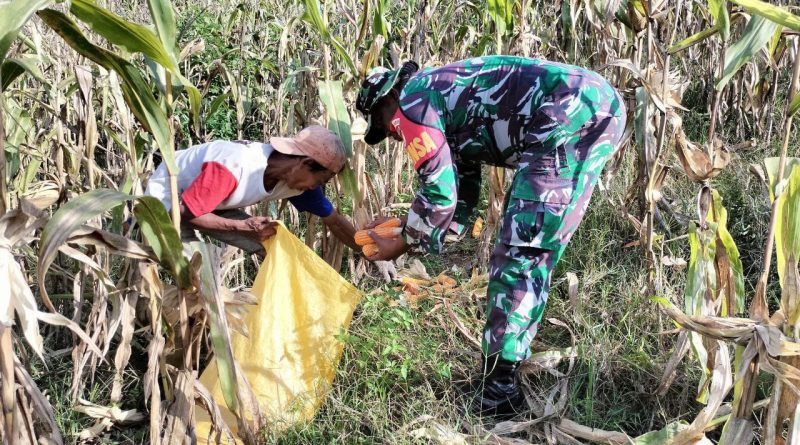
[364,229,409,261]
[321,210,360,250]
[241,216,278,241]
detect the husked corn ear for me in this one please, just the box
[362,243,380,257]
[376,218,402,228]
[400,277,428,285]
[472,217,484,238]
[354,227,402,246]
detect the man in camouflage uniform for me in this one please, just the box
[357,56,626,416]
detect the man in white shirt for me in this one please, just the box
[144,125,359,256]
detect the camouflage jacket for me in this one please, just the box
[391,55,622,253]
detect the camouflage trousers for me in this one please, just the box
[481,104,627,362]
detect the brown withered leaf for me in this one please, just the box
[675,133,731,182]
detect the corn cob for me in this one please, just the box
[362,243,380,257]
[400,276,429,286]
[471,217,484,238]
[354,226,403,246]
[377,218,402,228]
[436,274,457,288]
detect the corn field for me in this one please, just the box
[3,0,800,443]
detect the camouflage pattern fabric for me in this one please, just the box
[390,55,626,361]
[392,56,624,253]
[483,110,626,362]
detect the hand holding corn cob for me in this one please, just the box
[354,218,402,258]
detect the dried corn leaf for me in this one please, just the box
[675,132,730,182]
[110,290,138,404]
[74,398,145,424]
[674,341,732,443]
[661,256,687,269]
[194,379,236,445]
[551,419,631,444]
[653,297,756,341]
[13,358,62,444]
[566,272,580,315]
[719,415,754,444]
[398,258,431,280]
[161,370,195,445]
[67,226,155,261]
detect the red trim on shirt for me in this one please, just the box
[181,161,238,218]
[392,109,446,169]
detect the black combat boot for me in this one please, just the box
[471,355,526,417]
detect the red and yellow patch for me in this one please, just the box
[405,131,438,166]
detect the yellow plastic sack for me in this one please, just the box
[196,224,362,443]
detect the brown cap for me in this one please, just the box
[270,125,347,173]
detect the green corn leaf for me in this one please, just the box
[685,220,718,404]
[778,166,800,327]
[633,421,690,444]
[37,9,176,174]
[302,0,357,76]
[716,15,780,90]
[768,21,784,62]
[329,38,357,78]
[188,242,240,413]
[765,159,800,294]
[488,0,514,36]
[147,0,177,55]
[70,0,178,71]
[302,0,329,38]
[1,56,46,91]
[319,79,360,203]
[146,0,201,129]
[207,92,231,120]
[669,26,720,55]
[729,344,745,412]
[789,94,800,117]
[472,34,494,57]
[338,164,362,207]
[0,0,51,63]
[38,189,134,309]
[708,0,730,41]
[764,157,800,202]
[730,0,800,31]
[630,0,646,16]
[711,190,745,315]
[174,72,202,130]
[70,0,199,129]
[318,80,353,158]
[373,0,389,39]
[133,196,190,288]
